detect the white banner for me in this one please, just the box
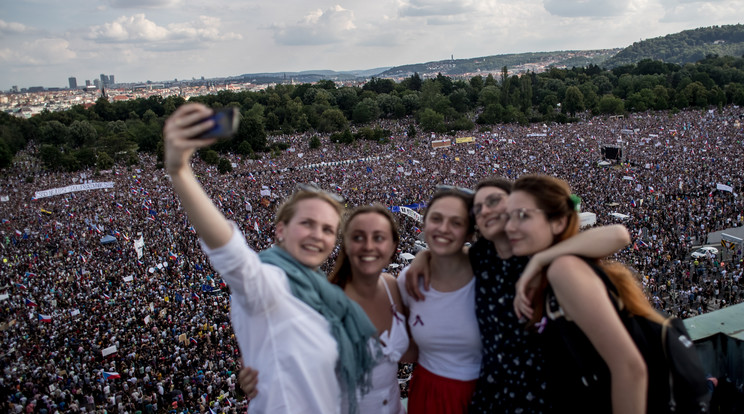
[102,345,117,357]
[716,183,733,193]
[0,293,8,301]
[33,182,114,199]
[134,236,145,259]
[123,276,134,282]
[70,309,80,316]
[399,207,422,223]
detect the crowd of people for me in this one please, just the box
[0,106,743,413]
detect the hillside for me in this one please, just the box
[604,24,744,68]
[379,49,620,78]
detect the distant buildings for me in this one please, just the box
[68,77,77,89]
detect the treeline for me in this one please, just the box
[2,54,744,173]
[605,24,744,68]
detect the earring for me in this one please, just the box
[278,237,284,243]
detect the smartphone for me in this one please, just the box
[200,107,241,139]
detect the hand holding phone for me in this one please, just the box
[199,107,241,139]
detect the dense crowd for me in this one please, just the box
[1,106,743,413]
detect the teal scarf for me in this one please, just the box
[259,246,379,413]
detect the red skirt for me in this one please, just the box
[406,364,477,414]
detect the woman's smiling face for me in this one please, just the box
[423,196,471,256]
[344,212,396,279]
[275,198,340,268]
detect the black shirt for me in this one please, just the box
[468,238,551,414]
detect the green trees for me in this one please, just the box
[563,86,585,117]
[5,53,744,173]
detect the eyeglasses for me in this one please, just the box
[435,184,475,195]
[472,194,505,216]
[296,183,345,203]
[502,208,544,223]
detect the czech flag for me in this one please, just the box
[102,371,121,380]
[189,337,198,345]
[102,293,111,300]
[15,282,27,290]
[38,314,52,323]
[169,251,178,261]
[191,292,200,301]
[25,298,38,307]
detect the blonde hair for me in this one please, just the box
[274,190,344,227]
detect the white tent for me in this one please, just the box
[579,212,597,227]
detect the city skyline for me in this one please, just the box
[1,0,743,90]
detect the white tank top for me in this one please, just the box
[356,279,409,414]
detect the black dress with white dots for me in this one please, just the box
[467,238,551,414]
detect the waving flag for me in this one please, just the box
[25,298,38,307]
[169,251,178,261]
[15,282,27,290]
[189,337,198,345]
[38,314,52,322]
[102,371,121,380]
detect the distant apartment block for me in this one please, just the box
[68,77,77,89]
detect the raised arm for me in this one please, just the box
[163,103,233,249]
[514,224,630,319]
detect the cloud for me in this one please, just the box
[658,0,741,23]
[271,5,356,46]
[543,0,628,17]
[397,0,475,17]
[0,19,32,36]
[0,38,76,65]
[107,0,181,8]
[87,14,241,45]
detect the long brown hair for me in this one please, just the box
[513,175,663,328]
[329,205,401,288]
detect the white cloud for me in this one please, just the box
[271,5,356,46]
[107,0,182,8]
[658,0,742,23]
[87,14,241,45]
[0,38,76,65]
[0,19,31,35]
[543,0,629,17]
[397,0,475,17]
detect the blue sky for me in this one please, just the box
[1,0,742,90]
